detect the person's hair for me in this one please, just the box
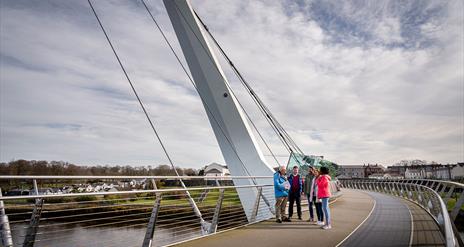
[320,166,329,175]
[293,166,298,169]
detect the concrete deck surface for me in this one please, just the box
[174,189,374,247]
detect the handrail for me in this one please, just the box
[339,178,464,188]
[0,175,273,180]
[0,184,273,201]
[0,181,276,247]
[341,179,459,247]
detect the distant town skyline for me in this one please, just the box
[1,0,463,168]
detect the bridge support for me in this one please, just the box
[443,185,455,205]
[450,191,464,221]
[209,188,225,233]
[250,187,263,222]
[142,194,162,247]
[163,0,275,222]
[23,180,43,247]
[0,189,13,247]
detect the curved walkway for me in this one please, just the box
[339,191,412,247]
[173,189,374,247]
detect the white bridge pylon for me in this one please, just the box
[163,0,275,221]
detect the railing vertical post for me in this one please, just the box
[209,188,225,233]
[406,184,413,200]
[23,179,44,247]
[0,188,13,247]
[250,187,263,222]
[450,190,464,221]
[439,183,447,194]
[142,193,162,247]
[444,185,455,205]
[416,184,424,204]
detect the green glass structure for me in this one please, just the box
[286,152,340,178]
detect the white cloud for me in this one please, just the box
[1,0,463,168]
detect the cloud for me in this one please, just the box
[1,0,463,168]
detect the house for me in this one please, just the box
[405,168,426,179]
[204,163,231,180]
[338,165,365,178]
[364,164,385,177]
[36,188,53,195]
[93,185,102,192]
[85,184,94,193]
[434,166,453,179]
[368,173,391,179]
[434,163,464,179]
[105,187,119,192]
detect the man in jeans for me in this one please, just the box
[274,166,289,223]
[287,166,303,221]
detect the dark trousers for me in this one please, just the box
[307,195,323,221]
[315,201,324,222]
[307,195,314,219]
[288,192,301,218]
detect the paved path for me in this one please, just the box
[403,199,445,246]
[174,189,374,247]
[339,192,412,247]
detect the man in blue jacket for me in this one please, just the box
[274,166,289,223]
[288,165,303,221]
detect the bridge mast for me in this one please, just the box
[163,0,274,220]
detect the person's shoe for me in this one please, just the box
[282,217,291,222]
[322,225,332,230]
[298,216,302,220]
[276,219,282,223]
[306,218,314,222]
[317,221,324,226]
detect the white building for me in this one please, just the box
[204,163,230,180]
[405,168,426,179]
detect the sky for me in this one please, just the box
[0,0,463,168]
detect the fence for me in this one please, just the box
[0,176,275,247]
[340,178,463,247]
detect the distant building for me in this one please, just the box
[433,163,464,180]
[434,166,452,180]
[387,163,464,180]
[338,165,365,178]
[338,164,385,178]
[204,163,230,180]
[405,168,426,179]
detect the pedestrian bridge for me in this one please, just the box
[0,176,462,247]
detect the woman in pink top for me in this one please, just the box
[316,166,332,229]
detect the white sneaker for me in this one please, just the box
[317,221,324,226]
[322,225,332,230]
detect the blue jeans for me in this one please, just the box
[321,197,331,225]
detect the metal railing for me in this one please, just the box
[340,179,463,247]
[0,176,275,247]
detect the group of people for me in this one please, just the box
[273,165,332,230]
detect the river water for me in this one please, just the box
[11,223,201,247]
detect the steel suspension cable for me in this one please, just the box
[87,0,177,178]
[86,0,210,230]
[193,11,305,156]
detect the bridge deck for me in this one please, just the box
[173,189,446,247]
[339,191,412,247]
[173,189,374,247]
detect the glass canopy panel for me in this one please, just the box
[286,153,339,177]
